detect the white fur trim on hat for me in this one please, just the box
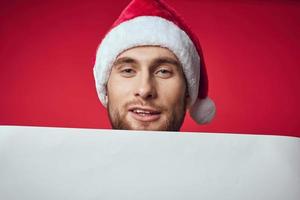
[93,16,200,108]
[189,97,216,124]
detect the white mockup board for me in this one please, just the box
[0,126,299,200]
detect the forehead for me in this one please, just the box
[116,46,179,62]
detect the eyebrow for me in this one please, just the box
[112,56,181,69]
[113,57,138,68]
[151,57,181,69]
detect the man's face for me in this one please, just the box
[106,46,189,131]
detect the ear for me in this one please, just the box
[185,91,192,109]
[104,84,109,105]
[105,95,108,105]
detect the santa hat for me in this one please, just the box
[93,0,216,124]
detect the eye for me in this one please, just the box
[155,68,172,78]
[120,67,136,77]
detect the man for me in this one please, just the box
[93,0,216,131]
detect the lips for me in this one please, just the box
[128,106,161,122]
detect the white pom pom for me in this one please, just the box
[189,97,216,124]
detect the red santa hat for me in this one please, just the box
[93,0,216,124]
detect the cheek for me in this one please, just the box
[156,78,186,106]
[107,76,133,104]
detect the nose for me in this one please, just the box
[134,73,157,100]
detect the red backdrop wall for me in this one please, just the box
[1,0,299,137]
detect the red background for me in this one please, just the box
[1,0,299,137]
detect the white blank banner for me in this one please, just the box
[0,126,299,200]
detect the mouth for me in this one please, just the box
[128,106,161,122]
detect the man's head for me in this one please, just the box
[93,0,216,131]
[107,46,188,131]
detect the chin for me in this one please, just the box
[109,113,182,131]
[113,118,166,131]
[127,122,165,131]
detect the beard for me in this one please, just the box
[107,99,186,131]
